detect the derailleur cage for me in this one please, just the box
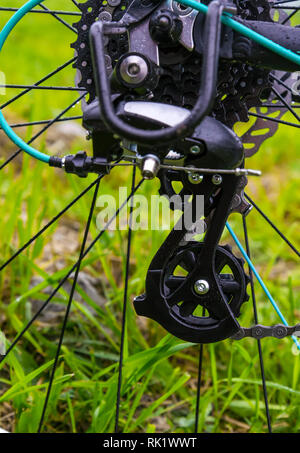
[134,173,250,344]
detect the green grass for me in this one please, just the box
[0,0,299,434]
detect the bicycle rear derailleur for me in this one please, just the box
[65,0,300,343]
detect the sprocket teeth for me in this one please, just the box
[221,244,250,307]
[70,0,111,105]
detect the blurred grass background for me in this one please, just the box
[0,0,299,433]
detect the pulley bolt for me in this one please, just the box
[141,155,161,180]
[212,174,223,185]
[194,280,210,295]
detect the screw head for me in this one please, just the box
[119,55,148,85]
[194,280,210,295]
[99,11,112,22]
[212,174,223,185]
[188,172,203,185]
[190,145,201,155]
[127,63,140,76]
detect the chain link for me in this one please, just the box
[231,323,300,341]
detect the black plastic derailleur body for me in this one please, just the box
[88,0,224,147]
[134,173,245,344]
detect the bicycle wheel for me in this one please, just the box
[0,0,299,434]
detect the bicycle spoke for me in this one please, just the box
[38,3,77,34]
[270,73,298,96]
[0,116,83,130]
[0,175,102,273]
[70,0,81,9]
[0,92,86,171]
[271,87,300,122]
[0,57,77,110]
[270,75,297,95]
[0,0,298,435]
[0,85,85,91]
[115,164,137,434]
[0,149,21,169]
[248,111,300,128]
[255,104,300,108]
[0,176,144,366]
[281,8,298,24]
[242,216,272,433]
[194,344,204,433]
[194,307,205,434]
[245,194,300,258]
[273,0,300,5]
[274,6,300,10]
[38,177,101,433]
[0,7,81,16]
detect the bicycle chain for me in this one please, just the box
[232,323,300,340]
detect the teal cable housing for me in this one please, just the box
[176,0,300,67]
[0,0,50,163]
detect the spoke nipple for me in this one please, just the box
[194,279,210,295]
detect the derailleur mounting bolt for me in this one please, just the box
[212,174,223,185]
[119,55,149,86]
[194,280,210,295]
[141,154,161,180]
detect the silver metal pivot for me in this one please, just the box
[194,279,210,295]
[140,154,161,179]
[119,55,149,86]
